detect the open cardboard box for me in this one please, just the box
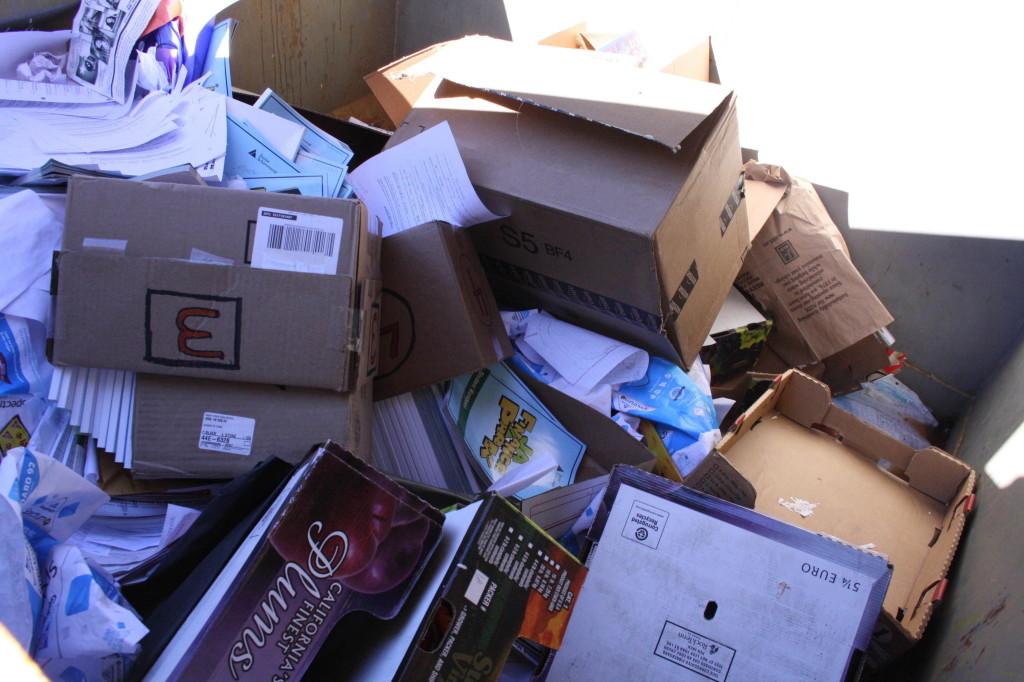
[689,369,976,662]
[376,36,749,369]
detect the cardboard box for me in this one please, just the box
[329,494,587,681]
[548,466,893,681]
[376,221,512,401]
[369,26,720,130]
[372,36,750,368]
[53,177,374,392]
[129,373,374,479]
[688,370,976,661]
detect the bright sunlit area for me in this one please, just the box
[505,0,1024,239]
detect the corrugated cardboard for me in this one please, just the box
[751,333,896,394]
[376,221,512,400]
[124,178,382,479]
[369,26,721,130]
[376,36,749,368]
[689,370,976,662]
[736,163,894,367]
[53,177,366,391]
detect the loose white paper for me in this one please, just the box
[0,191,63,313]
[251,207,344,275]
[198,412,254,456]
[348,121,504,236]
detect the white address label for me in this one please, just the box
[251,207,344,275]
[198,412,255,456]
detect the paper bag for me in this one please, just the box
[736,162,893,366]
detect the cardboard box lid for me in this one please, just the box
[375,221,512,400]
[410,36,732,152]
[695,370,976,642]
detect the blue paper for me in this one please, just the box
[254,89,354,169]
[613,357,717,438]
[243,175,326,197]
[200,19,236,96]
[223,115,300,180]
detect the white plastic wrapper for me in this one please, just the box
[35,545,148,681]
[0,447,110,662]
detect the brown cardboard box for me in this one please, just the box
[374,36,750,369]
[53,177,369,392]
[736,163,894,367]
[128,191,380,479]
[688,370,976,662]
[376,221,512,400]
[368,26,720,130]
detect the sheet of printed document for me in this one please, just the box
[348,121,505,236]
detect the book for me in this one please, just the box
[445,362,586,500]
[142,442,445,681]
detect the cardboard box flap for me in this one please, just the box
[775,370,831,427]
[429,36,732,151]
[743,163,789,240]
[905,447,973,504]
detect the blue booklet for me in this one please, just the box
[445,362,586,500]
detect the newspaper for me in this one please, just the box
[67,0,162,103]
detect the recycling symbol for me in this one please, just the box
[635,527,649,541]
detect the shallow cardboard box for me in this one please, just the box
[381,36,749,368]
[53,177,369,391]
[376,221,512,400]
[689,369,976,661]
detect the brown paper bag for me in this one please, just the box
[736,162,893,367]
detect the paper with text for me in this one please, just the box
[348,121,504,236]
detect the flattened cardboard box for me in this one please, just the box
[53,177,367,391]
[376,221,512,400]
[331,494,586,681]
[377,36,750,368]
[548,466,892,681]
[688,370,976,662]
[128,186,382,480]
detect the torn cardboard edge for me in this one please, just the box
[689,369,976,658]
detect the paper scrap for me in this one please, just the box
[779,496,818,518]
[348,121,505,236]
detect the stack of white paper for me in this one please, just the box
[48,367,137,469]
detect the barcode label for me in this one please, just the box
[266,222,336,257]
[251,207,344,275]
